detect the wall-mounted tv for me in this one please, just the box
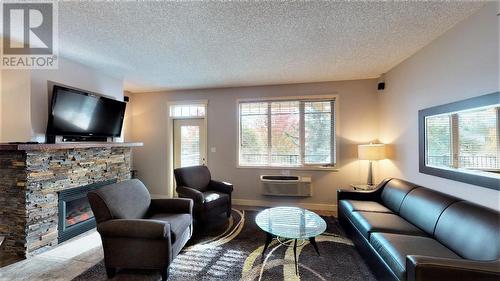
[46,86,126,138]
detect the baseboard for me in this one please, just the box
[232,199,337,212]
[151,194,337,213]
[150,194,170,199]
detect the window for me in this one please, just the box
[239,98,336,167]
[425,105,499,171]
[169,104,206,118]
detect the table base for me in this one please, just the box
[261,232,320,275]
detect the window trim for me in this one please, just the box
[418,92,500,190]
[237,94,339,170]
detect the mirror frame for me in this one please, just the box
[418,92,500,190]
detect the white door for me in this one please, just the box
[173,118,207,168]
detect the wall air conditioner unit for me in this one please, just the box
[260,175,312,197]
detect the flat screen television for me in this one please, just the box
[46,86,126,139]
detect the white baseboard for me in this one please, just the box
[151,194,337,213]
[150,194,171,199]
[232,199,337,212]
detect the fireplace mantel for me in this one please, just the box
[0,142,141,263]
[0,142,143,151]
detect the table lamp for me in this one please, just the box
[358,143,386,185]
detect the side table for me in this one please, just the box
[350,184,376,191]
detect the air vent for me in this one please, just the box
[260,175,312,197]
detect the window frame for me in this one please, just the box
[418,92,500,190]
[237,95,339,171]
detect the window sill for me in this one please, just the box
[236,165,339,172]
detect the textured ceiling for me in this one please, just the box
[57,1,486,92]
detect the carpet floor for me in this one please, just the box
[73,210,377,281]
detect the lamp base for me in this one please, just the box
[367,161,373,186]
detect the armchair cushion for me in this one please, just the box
[88,179,151,223]
[174,165,211,192]
[370,233,460,281]
[150,213,192,243]
[202,191,230,209]
[150,198,193,215]
[176,186,204,205]
[97,219,170,240]
[209,180,233,194]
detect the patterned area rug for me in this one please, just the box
[73,210,376,281]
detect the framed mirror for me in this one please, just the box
[418,92,500,190]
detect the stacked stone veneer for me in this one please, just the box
[0,147,132,259]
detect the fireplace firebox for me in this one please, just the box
[58,179,117,242]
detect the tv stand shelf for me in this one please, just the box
[0,142,143,151]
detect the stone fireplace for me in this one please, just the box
[57,179,116,243]
[0,142,142,262]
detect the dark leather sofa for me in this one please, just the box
[88,179,193,281]
[338,178,500,281]
[174,165,233,228]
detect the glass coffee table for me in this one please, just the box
[255,206,327,274]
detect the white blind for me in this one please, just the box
[271,101,300,166]
[426,114,452,167]
[304,101,333,164]
[240,102,268,165]
[458,107,498,169]
[239,99,335,167]
[425,105,499,170]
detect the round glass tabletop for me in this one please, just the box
[255,207,327,239]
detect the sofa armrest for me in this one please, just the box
[337,178,390,202]
[97,219,171,240]
[176,186,204,204]
[209,180,233,194]
[150,198,193,215]
[406,255,500,281]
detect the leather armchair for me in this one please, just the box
[88,179,193,281]
[174,165,233,228]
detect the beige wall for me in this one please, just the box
[122,91,134,142]
[30,57,124,142]
[0,70,2,141]
[379,3,499,210]
[129,79,380,209]
[0,70,32,142]
[0,57,124,142]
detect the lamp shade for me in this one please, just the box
[358,143,386,161]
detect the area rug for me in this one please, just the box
[73,210,376,281]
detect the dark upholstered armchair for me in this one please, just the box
[87,179,193,281]
[174,165,233,227]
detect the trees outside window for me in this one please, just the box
[426,106,499,171]
[239,99,335,167]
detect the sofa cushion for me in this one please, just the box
[381,179,418,213]
[350,211,426,239]
[434,201,500,261]
[203,191,229,209]
[370,232,461,281]
[339,200,393,215]
[149,213,192,243]
[399,187,458,235]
